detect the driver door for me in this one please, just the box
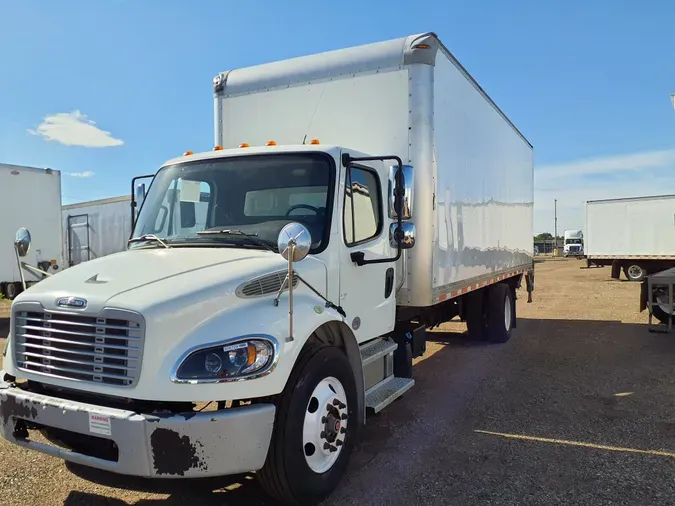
[338,159,396,343]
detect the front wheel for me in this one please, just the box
[257,345,358,506]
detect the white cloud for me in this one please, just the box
[535,148,675,234]
[66,171,95,178]
[28,110,124,148]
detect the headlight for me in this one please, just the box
[173,337,278,383]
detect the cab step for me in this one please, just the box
[365,376,415,414]
[360,337,398,366]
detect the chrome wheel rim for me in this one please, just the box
[302,376,348,473]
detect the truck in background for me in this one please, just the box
[0,163,64,298]
[62,195,132,267]
[563,229,584,258]
[0,33,535,506]
[585,195,675,281]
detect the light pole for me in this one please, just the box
[553,198,558,256]
[671,93,675,112]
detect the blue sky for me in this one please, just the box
[2,0,675,234]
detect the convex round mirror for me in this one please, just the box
[14,227,31,257]
[277,222,312,263]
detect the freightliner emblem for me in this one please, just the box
[56,297,87,309]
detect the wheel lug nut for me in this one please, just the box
[321,416,328,423]
[329,445,338,453]
[324,442,331,450]
[335,440,343,446]
[341,413,347,420]
[340,427,346,434]
[320,431,326,438]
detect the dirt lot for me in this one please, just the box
[2,259,675,506]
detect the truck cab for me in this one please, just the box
[0,142,416,505]
[563,229,584,258]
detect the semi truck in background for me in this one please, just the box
[0,33,535,506]
[62,196,133,267]
[0,163,64,299]
[563,229,584,258]
[585,195,675,281]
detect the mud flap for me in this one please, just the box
[611,260,621,280]
[639,279,648,313]
[525,270,535,303]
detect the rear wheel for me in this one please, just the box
[257,345,358,506]
[486,283,514,343]
[624,264,647,282]
[4,282,17,300]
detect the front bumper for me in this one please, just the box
[0,373,275,478]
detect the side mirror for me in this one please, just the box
[277,222,312,263]
[14,227,31,257]
[388,164,414,220]
[389,222,415,249]
[135,183,146,210]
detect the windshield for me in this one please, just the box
[131,153,335,252]
[565,239,582,245]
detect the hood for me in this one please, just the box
[16,246,296,313]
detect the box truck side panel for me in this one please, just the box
[586,195,675,257]
[0,165,64,284]
[429,50,534,302]
[62,196,132,266]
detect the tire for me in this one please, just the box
[651,288,675,325]
[257,345,358,506]
[5,283,17,300]
[624,264,647,282]
[486,283,514,343]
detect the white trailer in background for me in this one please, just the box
[62,196,132,267]
[1,33,535,505]
[585,194,675,281]
[0,163,64,298]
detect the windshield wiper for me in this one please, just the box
[128,234,170,249]
[196,229,276,252]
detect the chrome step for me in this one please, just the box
[360,337,398,367]
[365,376,415,414]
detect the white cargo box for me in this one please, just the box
[62,196,132,266]
[585,195,675,258]
[214,32,534,307]
[0,164,64,294]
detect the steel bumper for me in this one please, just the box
[0,374,276,478]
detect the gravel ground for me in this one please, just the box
[2,259,675,505]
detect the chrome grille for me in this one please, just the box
[13,307,144,387]
[236,270,298,298]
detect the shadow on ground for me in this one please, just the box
[21,316,675,505]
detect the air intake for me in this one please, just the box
[236,270,298,298]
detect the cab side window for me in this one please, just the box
[343,166,382,246]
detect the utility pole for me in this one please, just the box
[554,199,558,256]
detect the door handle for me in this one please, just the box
[384,268,394,298]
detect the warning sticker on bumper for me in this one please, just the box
[89,414,112,436]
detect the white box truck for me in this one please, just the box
[62,196,133,267]
[585,195,675,281]
[0,163,65,299]
[0,33,534,505]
